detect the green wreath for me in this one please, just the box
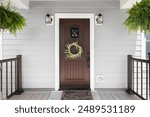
[64,41,83,59]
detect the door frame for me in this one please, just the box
[55,13,95,91]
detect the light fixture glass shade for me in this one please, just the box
[96,13,103,25]
[45,13,53,25]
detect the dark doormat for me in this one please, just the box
[61,90,93,100]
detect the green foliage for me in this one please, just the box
[0,2,26,35]
[123,0,150,34]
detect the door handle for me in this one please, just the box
[87,52,90,68]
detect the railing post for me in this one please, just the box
[15,55,24,95]
[126,55,134,94]
[148,53,150,100]
[148,53,150,61]
[0,62,2,100]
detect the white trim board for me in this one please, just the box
[55,13,95,91]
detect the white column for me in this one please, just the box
[0,33,2,100]
[141,32,146,59]
[0,33,2,60]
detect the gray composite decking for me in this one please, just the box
[96,89,141,100]
[9,91,51,100]
[7,89,141,100]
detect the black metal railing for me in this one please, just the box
[0,55,23,99]
[127,54,150,100]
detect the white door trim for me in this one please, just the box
[55,13,95,91]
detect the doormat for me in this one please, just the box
[61,90,93,100]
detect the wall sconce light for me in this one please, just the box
[45,13,54,25]
[95,13,103,25]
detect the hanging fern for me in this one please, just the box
[124,0,150,34]
[0,2,26,35]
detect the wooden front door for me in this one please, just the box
[60,19,90,90]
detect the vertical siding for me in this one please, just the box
[2,1,137,88]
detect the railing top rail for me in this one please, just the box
[131,58,150,63]
[0,58,17,63]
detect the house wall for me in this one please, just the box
[2,1,137,89]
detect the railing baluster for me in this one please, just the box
[146,63,148,100]
[141,62,143,97]
[137,61,138,93]
[11,61,13,94]
[15,60,17,91]
[6,62,8,98]
[133,60,134,91]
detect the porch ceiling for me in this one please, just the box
[120,0,141,9]
[29,0,120,1]
[29,0,141,9]
[0,0,142,9]
[0,0,29,9]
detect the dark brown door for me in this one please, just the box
[60,19,90,90]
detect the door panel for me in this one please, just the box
[60,19,90,90]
